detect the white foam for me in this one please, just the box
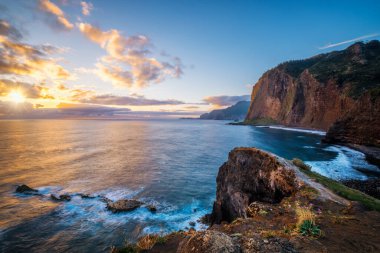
[305,145,379,180]
[256,125,326,135]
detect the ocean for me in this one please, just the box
[0,119,378,252]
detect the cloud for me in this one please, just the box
[0,20,22,40]
[81,1,93,16]
[319,33,380,50]
[0,79,54,99]
[77,94,185,106]
[78,23,183,88]
[0,100,131,118]
[203,95,250,107]
[38,0,74,30]
[0,20,70,80]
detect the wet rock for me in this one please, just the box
[341,178,380,199]
[15,184,38,193]
[106,199,143,213]
[146,205,157,212]
[177,230,240,253]
[78,193,96,199]
[51,194,71,201]
[211,148,299,224]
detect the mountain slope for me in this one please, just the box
[200,101,250,120]
[246,40,380,146]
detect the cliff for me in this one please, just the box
[245,40,380,146]
[200,101,250,120]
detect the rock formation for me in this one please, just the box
[245,40,380,147]
[106,199,144,213]
[211,147,300,224]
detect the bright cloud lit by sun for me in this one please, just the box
[8,91,25,103]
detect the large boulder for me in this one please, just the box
[106,199,144,213]
[211,148,300,224]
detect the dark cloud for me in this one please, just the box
[0,19,22,40]
[78,94,185,106]
[0,100,131,118]
[203,95,250,106]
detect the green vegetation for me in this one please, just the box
[278,40,380,99]
[292,159,380,211]
[299,220,321,237]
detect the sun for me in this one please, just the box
[9,91,25,103]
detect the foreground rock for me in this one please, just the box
[211,148,299,223]
[15,184,38,193]
[177,230,240,253]
[106,199,144,213]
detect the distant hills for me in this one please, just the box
[200,101,250,120]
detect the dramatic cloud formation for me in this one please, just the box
[38,0,74,30]
[0,79,54,99]
[319,33,380,49]
[81,1,93,16]
[0,20,70,80]
[203,95,250,106]
[77,94,185,106]
[78,23,183,88]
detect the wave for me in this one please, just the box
[256,125,326,135]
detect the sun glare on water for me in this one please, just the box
[9,91,25,103]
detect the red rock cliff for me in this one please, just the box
[246,40,380,146]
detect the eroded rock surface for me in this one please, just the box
[177,230,240,253]
[211,147,299,224]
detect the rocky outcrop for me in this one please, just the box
[177,230,240,253]
[246,40,380,147]
[15,184,38,193]
[324,93,380,147]
[106,199,144,213]
[200,101,250,121]
[211,148,300,224]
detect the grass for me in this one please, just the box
[295,202,321,237]
[292,159,380,212]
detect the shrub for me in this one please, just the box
[136,234,159,250]
[292,158,311,171]
[299,220,321,237]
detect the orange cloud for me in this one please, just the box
[81,1,93,16]
[0,21,70,80]
[78,23,183,88]
[39,0,74,30]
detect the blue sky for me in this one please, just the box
[0,0,379,117]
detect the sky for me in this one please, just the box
[0,0,379,118]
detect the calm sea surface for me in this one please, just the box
[0,119,378,252]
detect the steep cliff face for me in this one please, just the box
[324,93,380,147]
[246,40,380,135]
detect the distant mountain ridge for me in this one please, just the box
[245,40,380,148]
[200,101,250,120]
